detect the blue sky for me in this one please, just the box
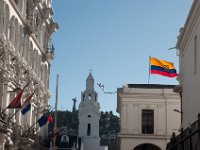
[49,1,192,114]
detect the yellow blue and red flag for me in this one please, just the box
[150,57,178,77]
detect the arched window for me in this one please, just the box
[26,41,31,65]
[40,64,43,82]
[21,0,27,17]
[44,31,49,50]
[88,93,92,100]
[13,63,20,80]
[15,18,20,52]
[19,25,24,56]
[42,64,48,87]
[4,5,10,39]
[83,94,85,101]
[33,8,39,27]
[0,1,4,33]
[38,54,42,78]
[34,51,38,75]
[45,65,49,87]
[32,49,37,72]
[36,51,40,75]
[40,25,45,47]
[27,42,33,67]
[9,16,15,43]
[23,35,29,63]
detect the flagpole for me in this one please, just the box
[23,119,39,136]
[8,108,20,120]
[53,74,59,148]
[0,107,7,117]
[148,56,151,84]
[25,111,49,136]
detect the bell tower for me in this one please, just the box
[78,73,101,150]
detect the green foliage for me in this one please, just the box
[48,110,120,150]
[99,111,120,150]
[48,110,78,132]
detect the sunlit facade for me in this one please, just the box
[117,84,181,150]
[0,0,58,149]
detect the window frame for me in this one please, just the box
[142,109,154,134]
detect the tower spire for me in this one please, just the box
[86,72,94,92]
[78,73,102,150]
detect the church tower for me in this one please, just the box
[78,73,101,150]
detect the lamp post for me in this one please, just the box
[52,74,58,150]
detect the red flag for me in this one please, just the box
[7,90,23,108]
[21,92,34,110]
[48,115,53,123]
[5,81,30,109]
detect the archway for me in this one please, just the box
[134,143,161,150]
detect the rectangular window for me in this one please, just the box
[194,35,197,74]
[142,109,154,134]
[87,123,91,136]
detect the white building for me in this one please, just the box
[176,0,200,130]
[117,84,181,150]
[0,0,58,149]
[166,1,200,149]
[78,73,108,150]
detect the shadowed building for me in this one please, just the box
[167,1,200,149]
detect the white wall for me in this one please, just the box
[117,85,181,150]
[177,0,200,129]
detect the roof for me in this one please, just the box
[127,84,176,89]
[176,1,196,48]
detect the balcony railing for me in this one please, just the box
[166,114,200,150]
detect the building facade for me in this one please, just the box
[0,0,58,149]
[78,73,107,150]
[167,1,200,149]
[117,84,181,150]
[176,0,200,130]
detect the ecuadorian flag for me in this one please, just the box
[150,57,178,77]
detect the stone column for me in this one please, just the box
[0,134,6,150]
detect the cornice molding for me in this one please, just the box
[177,1,200,53]
[118,133,171,139]
[119,93,180,100]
